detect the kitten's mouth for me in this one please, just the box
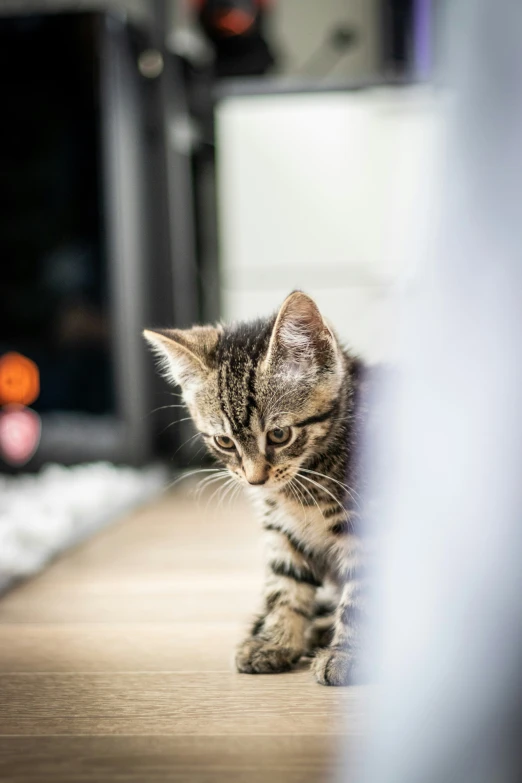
[253,474,294,491]
[239,474,286,490]
[234,468,296,491]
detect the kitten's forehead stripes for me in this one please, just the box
[294,401,339,428]
[216,317,274,435]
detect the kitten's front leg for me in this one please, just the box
[312,579,364,686]
[236,528,320,674]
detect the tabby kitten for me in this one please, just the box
[144,291,368,686]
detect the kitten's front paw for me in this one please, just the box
[235,638,301,674]
[312,646,354,686]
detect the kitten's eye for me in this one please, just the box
[267,426,291,446]
[214,435,236,450]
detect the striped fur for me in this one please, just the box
[144,291,369,686]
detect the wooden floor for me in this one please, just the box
[0,488,366,782]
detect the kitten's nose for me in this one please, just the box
[243,461,269,486]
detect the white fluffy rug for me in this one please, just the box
[0,462,167,593]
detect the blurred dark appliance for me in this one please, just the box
[193,0,275,76]
[0,12,154,469]
[380,0,434,79]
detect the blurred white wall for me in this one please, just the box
[215,86,439,361]
[268,0,380,78]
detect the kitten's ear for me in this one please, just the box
[143,326,220,388]
[265,291,338,371]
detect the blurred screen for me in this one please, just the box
[0,13,114,415]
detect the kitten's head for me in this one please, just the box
[144,291,345,491]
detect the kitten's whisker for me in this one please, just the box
[196,470,227,488]
[221,477,240,508]
[195,480,223,500]
[160,417,196,436]
[206,476,235,513]
[291,479,309,516]
[169,430,203,458]
[288,478,306,520]
[297,473,346,515]
[165,467,223,492]
[215,478,237,513]
[293,475,325,522]
[286,479,300,507]
[200,471,228,488]
[229,483,243,509]
[299,467,360,505]
[145,403,188,418]
[194,471,228,499]
[188,443,207,465]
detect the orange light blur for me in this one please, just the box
[0,352,40,407]
[215,9,255,35]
